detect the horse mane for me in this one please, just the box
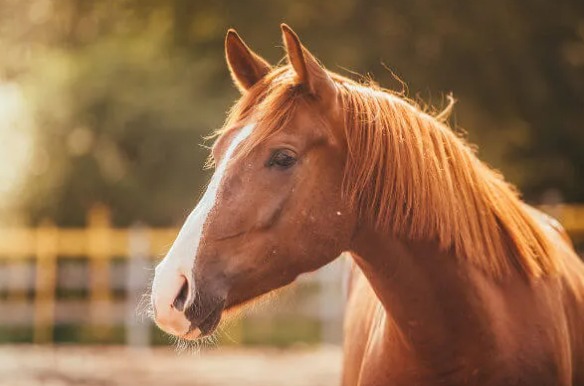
[213,66,558,279]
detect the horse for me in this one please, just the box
[150,24,584,385]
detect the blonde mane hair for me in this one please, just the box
[213,66,558,279]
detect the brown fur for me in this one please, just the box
[152,25,584,386]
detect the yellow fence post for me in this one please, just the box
[33,219,58,344]
[88,204,112,341]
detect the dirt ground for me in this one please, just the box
[0,345,342,386]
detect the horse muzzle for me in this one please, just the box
[150,264,193,337]
[151,266,226,340]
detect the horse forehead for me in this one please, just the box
[223,124,255,161]
[212,124,254,162]
[212,130,238,162]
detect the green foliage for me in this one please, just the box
[2,0,583,225]
[13,7,235,225]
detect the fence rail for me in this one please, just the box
[0,204,582,345]
[0,205,181,345]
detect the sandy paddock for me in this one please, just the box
[0,345,342,386]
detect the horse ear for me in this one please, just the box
[225,29,271,93]
[280,24,336,100]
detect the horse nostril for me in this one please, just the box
[172,277,190,312]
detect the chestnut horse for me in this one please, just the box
[150,25,584,385]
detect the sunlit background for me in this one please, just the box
[0,0,583,385]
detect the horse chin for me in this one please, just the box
[181,327,202,340]
[199,305,224,335]
[180,303,246,341]
[182,300,225,340]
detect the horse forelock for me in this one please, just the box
[210,64,559,279]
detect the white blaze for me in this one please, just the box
[151,123,255,336]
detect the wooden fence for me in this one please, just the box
[0,204,582,345]
[0,205,179,344]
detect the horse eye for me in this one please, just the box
[268,149,297,169]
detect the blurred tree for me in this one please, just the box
[1,0,582,226]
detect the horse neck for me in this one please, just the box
[349,225,512,358]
